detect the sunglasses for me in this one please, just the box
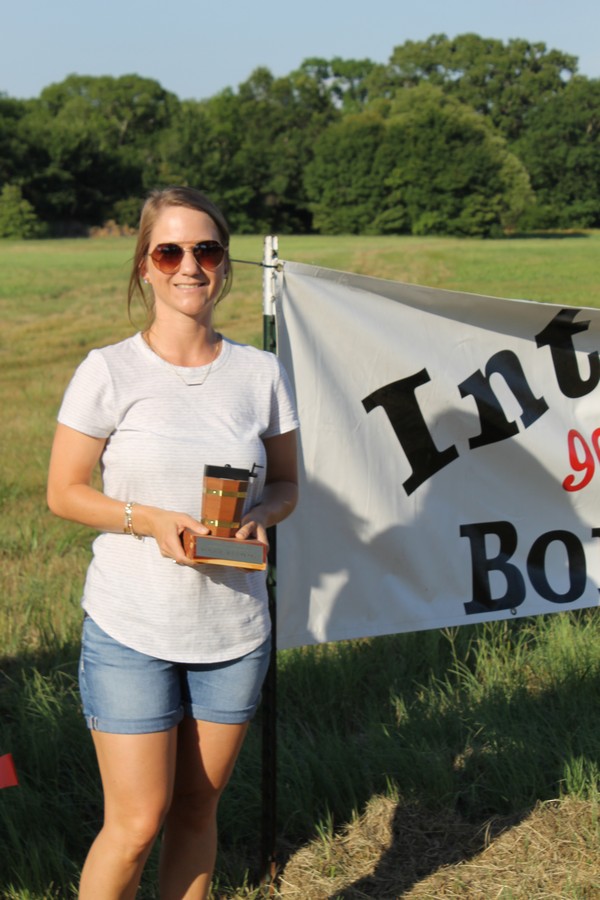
[149,241,227,274]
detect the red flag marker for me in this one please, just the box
[0,753,19,788]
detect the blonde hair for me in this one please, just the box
[127,186,233,324]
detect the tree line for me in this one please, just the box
[1,33,599,238]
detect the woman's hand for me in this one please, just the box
[133,506,210,565]
[234,430,299,549]
[235,511,269,547]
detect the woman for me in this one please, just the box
[47,186,299,899]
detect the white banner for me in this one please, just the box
[275,261,600,649]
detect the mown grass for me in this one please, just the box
[0,233,599,898]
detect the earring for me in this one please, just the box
[143,278,150,284]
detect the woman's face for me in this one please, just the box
[141,204,227,327]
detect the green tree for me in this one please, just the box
[305,85,533,236]
[156,91,257,230]
[0,95,28,187]
[295,57,377,112]
[367,34,577,140]
[0,184,45,238]
[514,76,600,228]
[381,85,534,235]
[19,74,180,227]
[304,112,389,233]
[232,66,337,231]
[0,38,590,236]
[158,67,337,233]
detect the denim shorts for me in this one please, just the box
[79,616,271,734]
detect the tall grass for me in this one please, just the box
[1,233,599,898]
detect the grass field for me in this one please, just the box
[1,232,599,898]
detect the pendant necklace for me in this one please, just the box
[143,330,221,387]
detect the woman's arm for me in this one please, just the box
[48,424,117,529]
[235,430,299,546]
[47,423,208,563]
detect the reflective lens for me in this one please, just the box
[150,241,226,274]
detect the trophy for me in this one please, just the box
[182,464,267,570]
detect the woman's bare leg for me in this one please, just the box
[159,717,249,900]
[79,728,177,900]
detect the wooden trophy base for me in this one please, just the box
[182,529,267,570]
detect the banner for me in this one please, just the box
[275,261,600,649]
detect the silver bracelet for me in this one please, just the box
[123,501,143,540]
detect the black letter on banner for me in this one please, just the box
[459,350,548,450]
[461,521,526,614]
[526,530,586,603]
[535,308,600,398]
[362,370,459,496]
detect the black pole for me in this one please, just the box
[259,240,279,887]
[259,529,278,887]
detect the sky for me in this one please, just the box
[2,0,598,102]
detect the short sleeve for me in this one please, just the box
[57,350,117,438]
[263,356,299,439]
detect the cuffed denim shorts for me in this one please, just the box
[79,615,271,734]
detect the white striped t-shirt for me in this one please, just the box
[57,332,299,662]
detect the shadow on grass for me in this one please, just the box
[324,803,529,900]
[249,616,600,899]
[326,660,599,898]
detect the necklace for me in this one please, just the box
[143,330,221,386]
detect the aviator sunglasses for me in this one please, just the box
[149,240,227,274]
